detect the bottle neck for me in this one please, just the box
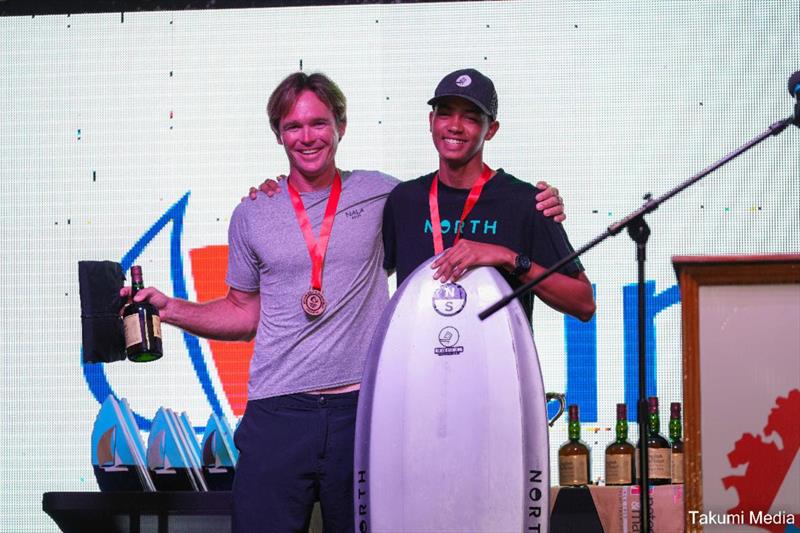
[669,418,682,440]
[648,412,661,436]
[568,419,581,441]
[615,419,628,443]
[131,280,144,298]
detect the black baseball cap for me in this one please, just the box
[428,68,498,120]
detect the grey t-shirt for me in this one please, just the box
[226,169,399,400]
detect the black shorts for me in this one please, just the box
[232,391,358,533]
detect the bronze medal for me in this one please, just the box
[287,171,342,319]
[302,288,326,317]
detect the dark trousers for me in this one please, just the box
[232,391,358,533]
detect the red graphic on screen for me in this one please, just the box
[722,389,800,532]
[189,245,252,416]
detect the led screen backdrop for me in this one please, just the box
[1,2,798,531]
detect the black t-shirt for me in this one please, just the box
[382,169,583,318]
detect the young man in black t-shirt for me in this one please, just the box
[382,68,595,322]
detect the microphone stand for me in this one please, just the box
[479,114,796,533]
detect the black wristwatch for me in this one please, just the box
[510,254,532,277]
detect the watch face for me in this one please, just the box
[514,255,531,275]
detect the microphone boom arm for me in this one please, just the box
[478,114,796,321]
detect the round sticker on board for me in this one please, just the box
[432,283,467,316]
[438,326,460,347]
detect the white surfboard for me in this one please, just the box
[355,257,551,533]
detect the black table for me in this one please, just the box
[42,492,233,533]
[44,488,608,533]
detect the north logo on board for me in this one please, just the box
[435,326,464,356]
[432,282,467,316]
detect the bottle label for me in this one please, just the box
[123,314,142,348]
[559,455,589,486]
[648,448,672,479]
[124,311,161,348]
[605,455,632,484]
[152,315,162,338]
[635,448,673,480]
[672,451,684,483]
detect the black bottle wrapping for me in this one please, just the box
[78,260,126,364]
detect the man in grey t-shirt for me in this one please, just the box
[124,72,398,532]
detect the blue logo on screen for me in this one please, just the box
[553,283,681,422]
[81,192,224,432]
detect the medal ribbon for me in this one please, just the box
[428,164,494,254]
[287,171,342,290]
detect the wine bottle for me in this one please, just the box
[558,404,591,487]
[670,402,684,484]
[636,396,672,485]
[123,265,163,362]
[605,403,636,485]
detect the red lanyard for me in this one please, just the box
[428,164,494,254]
[286,171,342,291]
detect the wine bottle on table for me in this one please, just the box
[670,402,684,484]
[123,265,163,363]
[636,396,672,485]
[558,404,591,487]
[605,403,636,486]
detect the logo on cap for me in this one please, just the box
[455,75,472,87]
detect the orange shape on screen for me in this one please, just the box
[189,245,252,416]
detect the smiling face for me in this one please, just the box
[278,90,346,186]
[429,96,499,168]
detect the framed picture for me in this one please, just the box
[674,254,800,532]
